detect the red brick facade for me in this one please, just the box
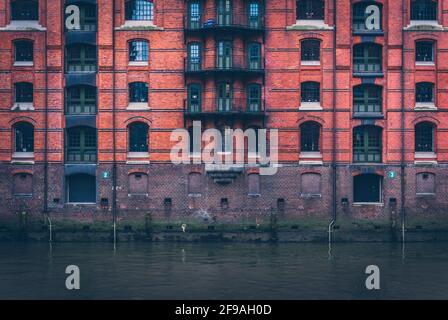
[1,0,448,233]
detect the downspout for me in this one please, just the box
[112,0,118,246]
[329,0,337,243]
[400,0,406,244]
[43,0,50,241]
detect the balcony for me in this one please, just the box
[184,55,265,77]
[184,98,266,119]
[184,13,264,35]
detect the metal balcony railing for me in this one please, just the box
[185,98,265,117]
[184,13,264,31]
[184,55,265,74]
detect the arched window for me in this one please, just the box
[415,122,435,152]
[296,0,324,20]
[353,126,382,163]
[248,42,262,69]
[353,43,382,73]
[411,0,437,21]
[11,0,38,21]
[216,40,233,69]
[354,174,382,203]
[217,0,232,26]
[301,81,320,103]
[14,122,34,153]
[129,40,149,62]
[14,40,33,63]
[300,122,321,152]
[416,82,434,103]
[187,42,202,71]
[15,82,33,103]
[301,39,320,62]
[66,85,97,115]
[248,1,261,28]
[188,84,202,113]
[66,44,97,72]
[187,1,201,29]
[352,2,382,32]
[353,84,382,114]
[125,0,154,21]
[129,82,148,103]
[128,122,149,153]
[66,126,97,163]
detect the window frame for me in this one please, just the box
[415,122,435,152]
[301,81,320,103]
[415,40,434,63]
[248,42,262,70]
[411,0,438,21]
[11,0,38,21]
[128,122,149,153]
[352,2,383,33]
[300,121,321,152]
[416,82,434,103]
[301,39,321,62]
[129,82,149,103]
[187,42,202,71]
[66,44,97,73]
[65,85,97,115]
[353,125,382,163]
[188,83,202,113]
[296,0,325,20]
[353,84,383,114]
[125,0,154,21]
[14,40,33,63]
[66,126,97,163]
[216,82,233,112]
[247,83,262,112]
[353,43,383,74]
[15,82,33,103]
[14,122,34,153]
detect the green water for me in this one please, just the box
[0,242,447,299]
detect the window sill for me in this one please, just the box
[405,21,444,31]
[0,21,46,31]
[414,152,437,165]
[416,193,436,197]
[188,193,202,198]
[414,103,437,111]
[300,194,322,199]
[299,152,323,165]
[127,152,150,164]
[353,202,384,207]
[128,193,149,198]
[12,152,35,164]
[415,61,435,67]
[116,21,163,31]
[127,103,150,111]
[287,20,333,31]
[299,102,323,111]
[129,61,149,67]
[301,61,320,66]
[11,103,34,111]
[13,61,34,67]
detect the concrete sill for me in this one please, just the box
[287,20,333,30]
[12,152,35,164]
[301,61,320,66]
[11,103,34,111]
[353,202,384,207]
[414,103,437,111]
[66,203,97,206]
[188,194,202,198]
[416,61,435,66]
[116,21,163,31]
[416,193,436,198]
[300,194,322,199]
[299,102,323,111]
[0,21,46,31]
[128,194,149,198]
[405,21,444,31]
[248,194,261,198]
[129,61,149,66]
[127,103,150,111]
[13,61,34,67]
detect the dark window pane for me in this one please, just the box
[11,0,38,20]
[66,45,97,72]
[66,127,97,163]
[129,82,148,103]
[188,84,201,112]
[129,122,149,152]
[66,85,97,115]
[416,82,434,103]
[353,85,382,113]
[353,44,382,73]
[14,122,34,152]
[416,41,434,62]
[301,39,320,61]
[129,41,148,61]
[301,122,320,152]
[301,82,320,102]
[352,2,382,32]
[125,0,154,21]
[188,43,201,71]
[415,122,434,152]
[354,174,382,202]
[297,0,325,20]
[14,41,33,62]
[353,126,382,163]
[15,82,33,103]
[411,0,437,20]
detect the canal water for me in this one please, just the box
[0,242,447,300]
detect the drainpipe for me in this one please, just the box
[112,0,118,246]
[43,0,50,240]
[329,0,337,243]
[400,0,406,244]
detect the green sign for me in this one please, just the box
[102,171,110,179]
[388,171,396,179]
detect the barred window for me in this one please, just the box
[129,40,149,62]
[416,82,434,103]
[353,43,382,73]
[125,0,154,21]
[129,82,148,103]
[301,81,320,103]
[14,122,34,153]
[416,41,434,62]
[11,0,38,20]
[296,0,325,20]
[15,82,33,103]
[353,126,382,163]
[66,44,97,72]
[353,84,382,114]
[411,0,437,21]
[415,122,435,152]
[14,40,33,62]
[129,122,149,152]
[300,122,320,152]
[66,85,97,115]
[301,39,320,62]
[66,127,97,163]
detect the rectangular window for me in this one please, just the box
[217,0,232,25]
[188,84,201,112]
[301,40,320,62]
[353,85,382,114]
[248,2,261,28]
[301,82,320,103]
[129,41,149,62]
[129,82,149,103]
[66,128,97,163]
[188,43,201,71]
[66,86,97,115]
[66,45,97,72]
[217,83,232,111]
[296,0,325,20]
[217,41,232,69]
[15,83,33,103]
[416,83,434,103]
[353,126,382,163]
[416,41,434,62]
[411,0,437,21]
[14,41,33,62]
[188,2,201,29]
[353,44,382,73]
[247,84,261,112]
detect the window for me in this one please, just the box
[354,174,382,203]
[188,1,201,29]
[217,82,232,112]
[353,84,382,114]
[129,173,149,195]
[65,3,96,31]
[129,40,148,62]
[247,83,261,112]
[415,122,435,152]
[416,173,436,195]
[66,174,96,203]
[129,122,149,153]
[129,82,148,103]
[66,85,97,115]
[187,43,201,71]
[66,44,96,72]
[411,0,437,21]
[296,0,325,20]
[353,43,382,73]
[353,126,382,163]
[248,174,260,195]
[301,82,320,103]
[188,84,201,112]
[13,173,33,196]
[11,0,38,20]
[248,42,262,69]
[416,41,434,62]
[66,127,97,163]
[125,0,154,21]
[14,122,34,153]
[301,173,321,196]
[300,122,320,152]
[15,82,33,103]
[248,1,261,28]
[416,82,434,103]
[217,0,232,26]
[352,2,382,32]
[301,39,320,62]
[188,173,202,195]
[14,40,33,63]
[217,41,232,69]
